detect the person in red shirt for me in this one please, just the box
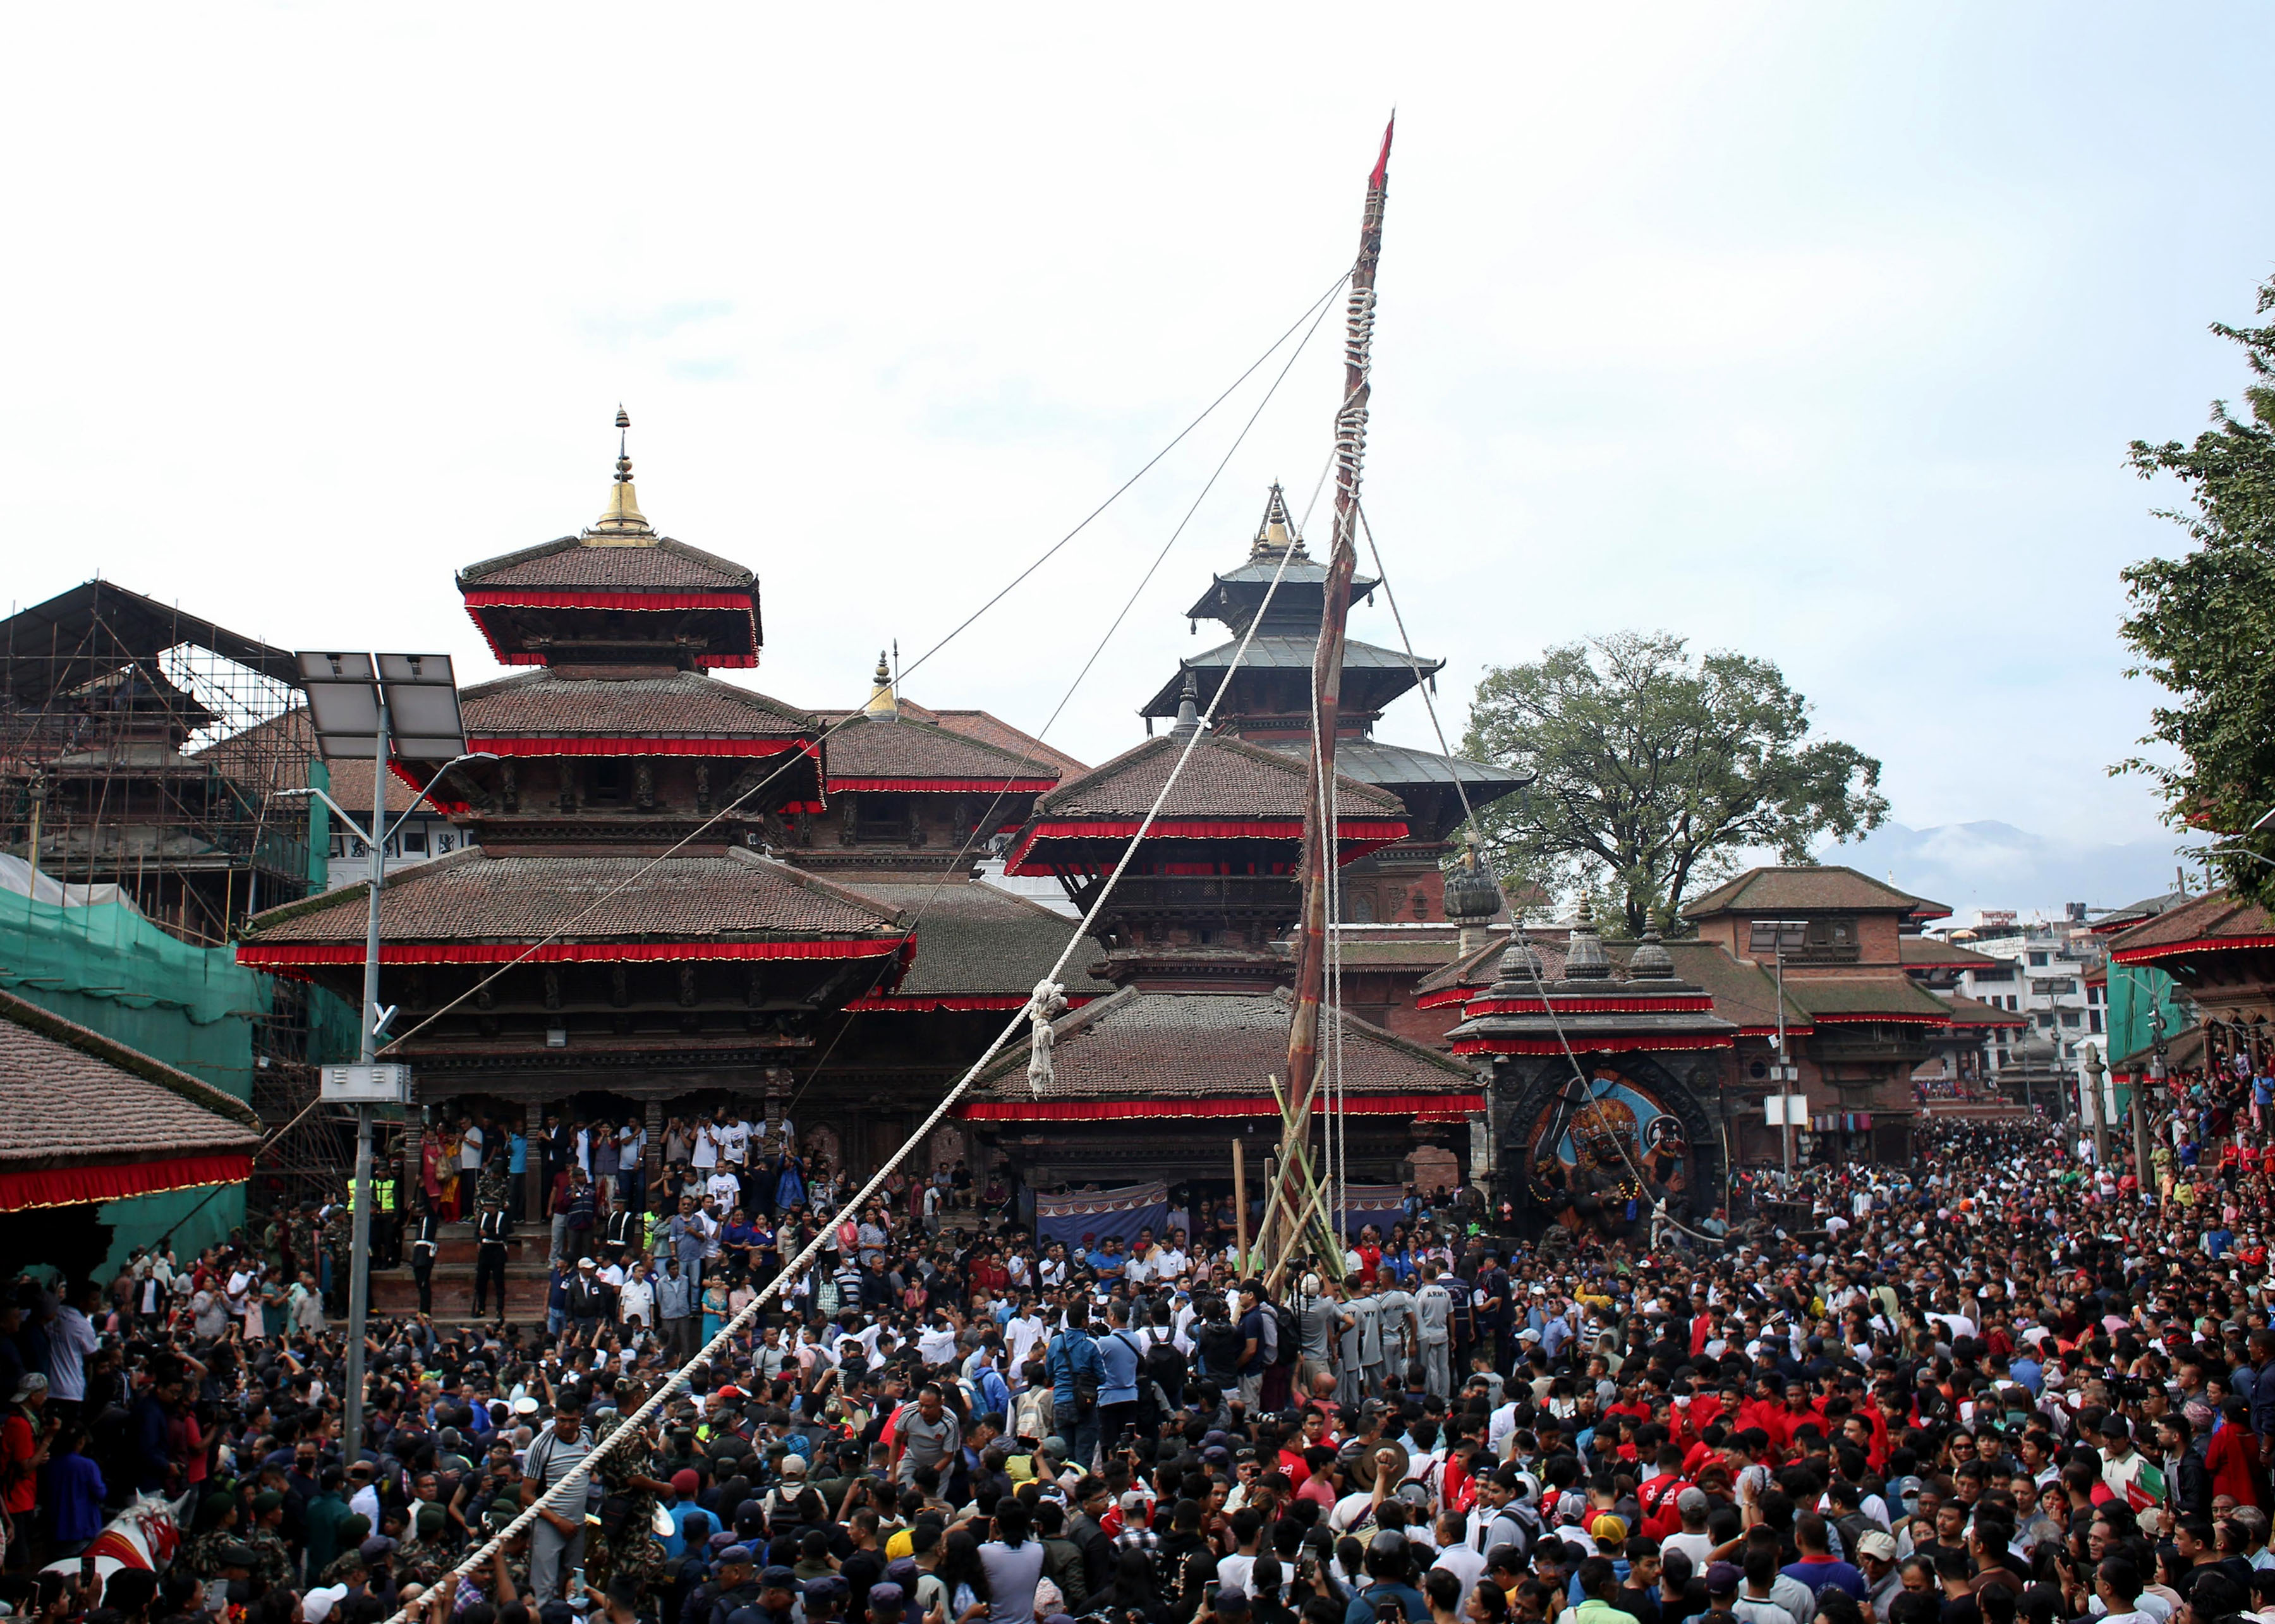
[1,1373,51,1520]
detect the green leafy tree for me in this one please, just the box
[1460,631,1888,937]
[2118,274,2275,905]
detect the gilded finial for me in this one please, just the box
[588,405,653,542]
[1249,482,1306,560]
[864,650,898,715]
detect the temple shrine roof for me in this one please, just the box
[1939,994,2030,1028]
[236,847,908,971]
[1780,974,1962,1023]
[956,985,1478,1120]
[1139,636,1438,719]
[1032,732,1402,822]
[458,535,756,593]
[818,712,1062,793]
[0,987,262,1211]
[1682,864,1948,920]
[460,670,815,742]
[827,876,1113,1009]
[2107,888,2275,965]
[1416,930,1814,1037]
[1005,733,1405,875]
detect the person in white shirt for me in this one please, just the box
[1429,1512,1488,1601]
[617,1262,655,1330]
[48,1283,101,1404]
[1005,1304,1049,1372]
[691,1118,720,1171]
[707,1167,742,1211]
[720,1116,751,1170]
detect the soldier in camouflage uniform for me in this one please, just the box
[318,1547,369,1587]
[583,1412,672,1591]
[244,1490,296,1589]
[179,1493,245,1579]
[395,1503,458,1589]
[287,1203,319,1282]
[464,1503,533,1604]
[477,1161,509,1215]
[327,1206,356,1316]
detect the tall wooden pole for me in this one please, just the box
[1233,1140,1250,1275]
[1268,118,1393,1271]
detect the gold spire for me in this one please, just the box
[1248,482,1306,560]
[587,404,656,543]
[863,650,898,715]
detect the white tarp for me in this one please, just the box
[0,853,136,910]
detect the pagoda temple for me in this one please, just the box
[1142,487,1528,926]
[236,436,915,1209]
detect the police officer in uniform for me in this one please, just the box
[408,1192,441,1315]
[473,1182,513,1320]
[372,1168,401,1269]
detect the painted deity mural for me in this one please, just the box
[1525,1069,1696,1237]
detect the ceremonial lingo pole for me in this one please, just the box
[1265,118,1393,1276]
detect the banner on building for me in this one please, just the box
[1035,1180,1169,1249]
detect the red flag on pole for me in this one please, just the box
[1370,114,1395,188]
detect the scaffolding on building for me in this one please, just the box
[0,579,358,1211]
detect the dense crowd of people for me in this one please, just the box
[11,1097,2275,1624]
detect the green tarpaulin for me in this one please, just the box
[0,885,356,1276]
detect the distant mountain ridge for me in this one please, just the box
[1812,820,2200,919]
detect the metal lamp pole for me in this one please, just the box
[343,691,387,1468]
[286,650,474,1463]
[282,745,490,1464]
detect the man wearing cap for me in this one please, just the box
[701,1546,761,1624]
[1853,1530,1900,1618]
[1,1371,50,1530]
[522,1394,595,1604]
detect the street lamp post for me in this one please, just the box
[282,652,478,1465]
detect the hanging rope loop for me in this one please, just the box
[1024,977,1067,1093]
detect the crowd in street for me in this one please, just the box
[12,1090,2275,1624]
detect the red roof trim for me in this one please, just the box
[1004,818,1409,875]
[2111,933,2275,966]
[1416,986,1480,1010]
[0,1153,254,1214]
[844,993,1098,1013]
[461,600,761,665]
[955,1092,1484,1122]
[1452,1034,1733,1055]
[1808,1010,1951,1026]
[1737,1024,1816,1038]
[471,737,813,758]
[238,938,906,969]
[1463,995,1718,1016]
[463,589,755,612]
[827,777,1057,794]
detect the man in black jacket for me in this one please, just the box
[473,1197,512,1320]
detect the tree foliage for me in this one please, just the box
[1461,632,1888,937]
[2118,274,2275,907]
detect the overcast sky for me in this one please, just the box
[7,7,2269,864]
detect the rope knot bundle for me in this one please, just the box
[1024,978,1068,1093]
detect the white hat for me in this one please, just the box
[304,1585,350,1624]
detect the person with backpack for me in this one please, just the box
[1046,1295,1105,1473]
